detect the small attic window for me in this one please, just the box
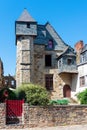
[27,23,30,28]
[48,39,53,49]
[67,58,72,65]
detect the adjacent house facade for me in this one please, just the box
[15,9,78,99]
[75,43,87,95]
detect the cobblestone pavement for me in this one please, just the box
[1,124,87,130]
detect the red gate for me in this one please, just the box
[6,100,24,124]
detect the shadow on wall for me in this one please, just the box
[60,73,77,93]
[71,73,78,92]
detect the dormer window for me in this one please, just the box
[48,39,53,49]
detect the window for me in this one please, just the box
[5,80,8,85]
[48,40,53,49]
[82,53,85,62]
[11,80,15,85]
[67,58,72,65]
[27,23,30,28]
[46,39,53,49]
[45,74,53,90]
[45,55,52,67]
[85,75,87,85]
[58,59,62,68]
[80,76,85,87]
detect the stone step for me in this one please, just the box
[66,97,78,105]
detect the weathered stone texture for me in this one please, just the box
[16,22,37,36]
[1,104,87,128]
[16,38,22,87]
[0,103,6,127]
[16,36,34,87]
[34,45,45,86]
[34,45,73,99]
[15,10,77,99]
[25,105,87,128]
[16,40,74,99]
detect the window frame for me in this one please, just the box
[46,39,54,50]
[45,74,53,90]
[58,59,62,68]
[5,80,8,86]
[11,80,15,86]
[48,39,53,49]
[80,76,85,87]
[45,54,52,67]
[67,58,72,65]
[27,23,30,28]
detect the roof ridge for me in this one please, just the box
[45,22,69,47]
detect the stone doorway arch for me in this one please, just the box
[63,85,71,97]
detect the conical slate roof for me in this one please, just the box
[17,9,36,22]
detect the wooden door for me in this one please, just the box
[63,85,71,97]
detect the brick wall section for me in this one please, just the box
[75,40,84,52]
[75,40,84,64]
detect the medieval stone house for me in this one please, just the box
[15,9,78,99]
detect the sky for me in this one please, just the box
[0,0,87,76]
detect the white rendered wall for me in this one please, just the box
[77,64,87,92]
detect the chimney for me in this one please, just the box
[74,40,84,64]
[75,40,84,53]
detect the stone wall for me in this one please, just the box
[16,33,76,100]
[24,105,87,128]
[34,44,74,99]
[0,103,6,128]
[1,104,87,128]
[16,36,34,87]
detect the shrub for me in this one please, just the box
[77,89,87,104]
[17,83,49,105]
[0,87,17,102]
[49,99,69,105]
